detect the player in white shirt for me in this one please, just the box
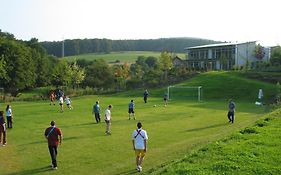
[104,105,112,135]
[132,122,148,172]
[59,96,64,112]
[65,96,73,110]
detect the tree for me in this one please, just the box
[0,55,7,81]
[270,46,281,66]
[69,60,85,89]
[159,51,172,82]
[83,59,114,89]
[51,59,72,86]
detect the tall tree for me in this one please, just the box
[69,60,85,89]
[270,46,281,66]
[159,51,172,82]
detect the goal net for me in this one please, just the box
[168,86,202,101]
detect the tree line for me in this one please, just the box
[0,30,196,96]
[41,38,219,57]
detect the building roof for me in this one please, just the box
[185,41,256,50]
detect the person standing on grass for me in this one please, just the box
[128,100,136,120]
[143,90,149,103]
[44,121,63,170]
[163,92,168,106]
[104,105,112,135]
[65,96,73,110]
[5,105,13,128]
[59,96,64,112]
[227,99,236,123]
[0,111,7,146]
[132,122,148,172]
[93,101,101,123]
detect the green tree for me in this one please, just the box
[83,59,114,89]
[0,55,8,81]
[70,60,86,89]
[159,51,172,82]
[51,59,72,86]
[270,46,281,66]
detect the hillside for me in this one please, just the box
[151,108,281,175]
[64,51,185,64]
[41,37,221,57]
[171,71,279,102]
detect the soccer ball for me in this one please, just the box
[153,104,157,107]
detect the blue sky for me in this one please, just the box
[1,0,280,46]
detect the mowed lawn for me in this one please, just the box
[0,94,265,175]
[64,51,186,64]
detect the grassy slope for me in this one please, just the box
[64,51,186,64]
[153,109,281,175]
[175,71,279,102]
[0,72,277,175]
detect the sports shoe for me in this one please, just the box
[52,166,58,170]
[138,166,142,172]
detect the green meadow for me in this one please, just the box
[64,51,186,64]
[0,72,278,175]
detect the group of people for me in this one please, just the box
[2,88,238,172]
[0,105,13,147]
[44,120,148,172]
[49,89,73,112]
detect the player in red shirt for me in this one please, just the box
[44,121,63,170]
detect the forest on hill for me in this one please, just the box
[41,37,221,57]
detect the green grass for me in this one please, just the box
[0,71,278,175]
[153,109,281,175]
[64,51,186,64]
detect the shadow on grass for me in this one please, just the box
[185,123,227,132]
[115,169,138,175]
[19,136,81,146]
[7,165,52,175]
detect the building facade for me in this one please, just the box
[185,41,270,70]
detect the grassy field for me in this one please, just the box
[0,72,278,175]
[152,108,281,175]
[64,51,186,64]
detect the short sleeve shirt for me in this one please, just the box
[104,108,111,121]
[6,108,12,116]
[132,129,148,150]
[45,127,62,146]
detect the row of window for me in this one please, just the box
[188,47,236,60]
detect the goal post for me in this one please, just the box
[167,86,202,101]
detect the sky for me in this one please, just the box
[0,0,281,46]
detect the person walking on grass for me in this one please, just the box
[59,96,64,112]
[0,111,7,146]
[104,105,112,135]
[227,99,236,124]
[163,92,168,107]
[93,101,101,123]
[44,121,63,170]
[128,100,136,120]
[5,105,13,128]
[143,90,149,103]
[65,96,73,110]
[132,122,148,172]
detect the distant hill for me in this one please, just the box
[41,37,221,57]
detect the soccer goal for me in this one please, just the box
[167,86,202,101]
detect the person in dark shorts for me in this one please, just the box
[227,99,235,123]
[44,121,63,170]
[93,101,101,123]
[163,93,168,106]
[128,100,135,120]
[143,90,149,103]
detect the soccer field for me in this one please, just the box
[0,94,265,175]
